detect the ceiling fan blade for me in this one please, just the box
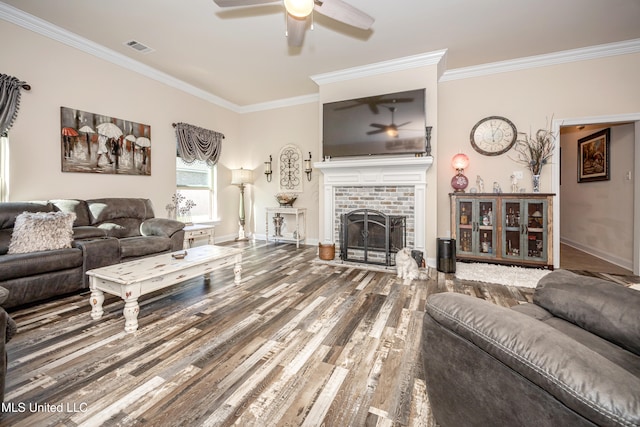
[314,0,374,30]
[286,14,307,47]
[213,0,278,7]
[369,123,386,129]
[367,128,386,135]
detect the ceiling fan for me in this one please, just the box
[333,95,415,114]
[367,106,411,138]
[212,0,374,47]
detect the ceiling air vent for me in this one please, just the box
[123,40,154,54]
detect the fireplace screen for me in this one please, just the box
[340,209,406,266]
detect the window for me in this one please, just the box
[176,157,218,222]
[0,135,9,202]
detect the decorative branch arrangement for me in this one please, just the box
[510,125,556,176]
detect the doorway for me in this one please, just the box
[552,114,640,274]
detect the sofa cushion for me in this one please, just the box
[0,201,53,230]
[0,202,54,255]
[0,248,83,281]
[87,198,155,223]
[514,302,640,378]
[534,269,640,356]
[98,218,143,238]
[72,226,107,240]
[51,199,92,226]
[8,211,76,254]
[119,236,172,259]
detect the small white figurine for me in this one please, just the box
[510,174,519,193]
[476,175,485,193]
[493,181,502,194]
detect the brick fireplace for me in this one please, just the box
[315,157,434,257]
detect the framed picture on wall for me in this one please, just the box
[60,106,151,175]
[577,128,610,183]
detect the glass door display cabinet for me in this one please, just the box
[451,193,554,268]
[502,199,549,264]
[456,198,496,259]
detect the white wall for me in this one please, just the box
[560,124,635,269]
[0,20,242,238]
[236,103,320,242]
[4,16,640,259]
[437,53,640,245]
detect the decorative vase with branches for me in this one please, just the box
[510,124,556,192]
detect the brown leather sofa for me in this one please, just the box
[0,286,17,403]
[0,198,185,309]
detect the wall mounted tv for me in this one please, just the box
[322,88,426,158]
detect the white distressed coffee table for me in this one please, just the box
[86,245,243,333]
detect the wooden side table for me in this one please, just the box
[183,224,215,249]
[266,207,306,248]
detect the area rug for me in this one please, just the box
[455,262,551,288]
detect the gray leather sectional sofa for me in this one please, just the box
[0,198,185,309]
[422,269,640,427]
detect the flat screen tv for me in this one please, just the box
[322,88,426,158]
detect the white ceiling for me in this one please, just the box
[3,0,640,108]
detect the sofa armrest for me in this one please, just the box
[425,292,640,427]
[75,237,121,286]
[140,218,184,238]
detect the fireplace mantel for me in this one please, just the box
[314,156,433,185]
[315,156,433,252]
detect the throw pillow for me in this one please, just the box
[8,211,76,254]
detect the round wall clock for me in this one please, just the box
[470,116,517,156]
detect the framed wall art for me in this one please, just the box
[577,128,610,183]
[278,144,303,192]
[61,106,151,175]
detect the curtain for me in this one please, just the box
[174,122,224,167]
[0,74,27,136]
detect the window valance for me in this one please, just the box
[173,122,224,167]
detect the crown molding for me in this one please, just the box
[237,93,319,113]
[4,1,639,113]
[310,49,448,86]
[440,38,640,82]
[0,1,242,113]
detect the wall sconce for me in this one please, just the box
[304,152,312,181]
[264,155,273,182]
[451,153,470,192]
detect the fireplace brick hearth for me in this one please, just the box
[333,185,415,248]
[315,157,433,257]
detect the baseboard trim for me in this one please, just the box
[560,238,632,271]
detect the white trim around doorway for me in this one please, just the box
[552,113,640,274]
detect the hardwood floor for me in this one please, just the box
[3,241,533,427]
[560,243,634,275]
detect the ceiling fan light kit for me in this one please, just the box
[284,0,314,17]
[213,0,374,47]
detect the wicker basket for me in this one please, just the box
[318,243,335,261]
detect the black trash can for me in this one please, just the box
[437,238,456,273]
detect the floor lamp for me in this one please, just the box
[231,168,254,241]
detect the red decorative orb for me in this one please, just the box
[451,173,469,192]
